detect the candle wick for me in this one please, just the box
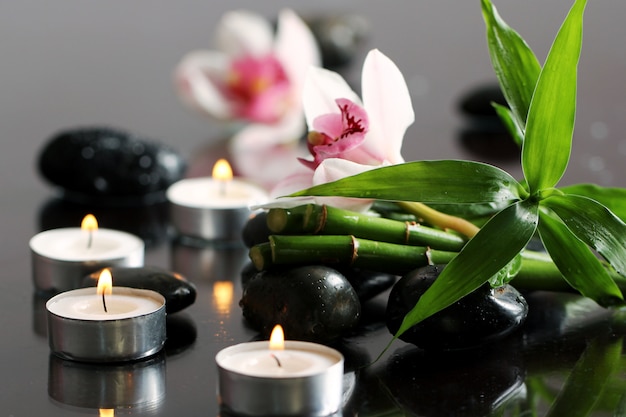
[219,179,227,197]
[87,231,93,249]
[270,353,282,367]
[102,292,108,313]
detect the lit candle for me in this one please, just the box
[166,159,268,242]
[216,325,344,416]
[46,269,166,362]
[30,214,144,293]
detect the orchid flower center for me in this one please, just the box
[224,54,291,123]
[300,98,369,169]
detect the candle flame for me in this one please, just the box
[99,409,115,417]
[212,158,233,181]
[96,268,113,296]
[81,214,98,231]
[269,325,285,351]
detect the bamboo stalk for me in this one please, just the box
[398,201,481,238]
[266,206,307,234]
[250,235,457,275]
[249,235,626,296]
[266,204,467,252]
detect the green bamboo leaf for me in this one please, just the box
[481,0,541,128]
[546,336,622,417]
[394,199,538,338]
[492,102,524,146]
[538,211,623,306]
[522,0,586,192]
[561,183,626,222]
[289,160,524,204]
[488,253,522,287]
[543,194,626,277]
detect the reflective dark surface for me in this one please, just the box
[2,1,626,415]
[6,147,626,416]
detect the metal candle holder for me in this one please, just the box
[216,340,344,416]
[46,287,166,362]
[166,177,268,242]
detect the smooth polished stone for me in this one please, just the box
[38,126,186,205]
[458,83,506,119]
[241,211,271,248]
[83,266,196,314]
[339,267,397,302]
[386,265,528,350]
[240,265,361,342]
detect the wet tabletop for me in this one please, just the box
[2,1,626,415]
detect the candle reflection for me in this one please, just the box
[213,281,234,315]
[170,239,249,284]
[100,409,114,417]
[48,353,166,414]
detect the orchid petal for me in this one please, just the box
[215,10,273,56]
[312,158,377,185]
[229,137,306,190]
[274,9,321,98]
[361,49,414,164]
[261,169,320,209]
[312,113,344,139]
[270,169,314,199]
[174,51,232,119]
[303,67,361,130]
[230,111,305,152]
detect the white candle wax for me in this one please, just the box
[30,228,144,262]
[166,177,268,209]
[219,347,338,378]
[47,287,163,321]
[216,340,343,378]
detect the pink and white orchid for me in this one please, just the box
[174,9,320,189]
[174,9,320,155]
[268,48,414,211]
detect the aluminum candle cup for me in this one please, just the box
[48,353,166,411]
[30,228,144,293]
[216,341,344,416]
[166,177,268,242]
[46,287,166,362]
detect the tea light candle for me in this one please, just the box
[30,214,144,293]
[166,159,268,242]
[46,269,166,362]
[216,326,344,416]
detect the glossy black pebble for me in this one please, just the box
[38,126,187,205]
[458,83,506,119]
[83,266,196,314]
[386,265,528,350]
[338,267,396,302]
[240,265,361,342]
[241,211,271,248]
